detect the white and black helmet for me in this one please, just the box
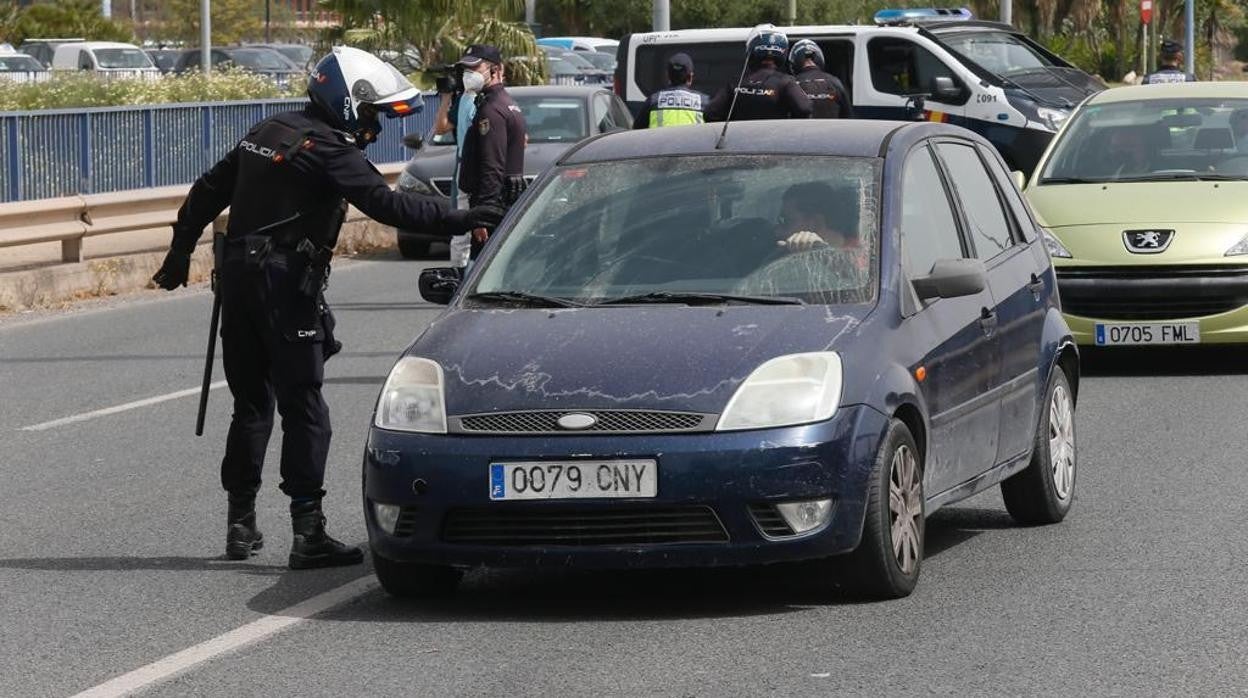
[308,46,422,145]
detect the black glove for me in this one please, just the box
[152,250,191,290]
[503,175,528,206]
[465,204,506,230]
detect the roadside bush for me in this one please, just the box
[0,68,306,111]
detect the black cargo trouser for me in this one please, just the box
[218,248,330,500]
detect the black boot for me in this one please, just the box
[226,496,264,560]
[289,499,364,570]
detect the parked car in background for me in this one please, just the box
[0,46,49,83]
[1026,82,1248,347]
[249,43,315,71]
[174,47,303,88]
[395,85,633,258]
[542,45,609,86]
[576,50,617,74]
[144,48,181,74]
[538,36,620,54]
[18,38,83,68]
[50,42,159,79]
[369,120,1079,600]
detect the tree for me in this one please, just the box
[12,0,132,45]
[163,0,264,45]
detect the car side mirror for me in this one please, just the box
[933,76,961,100]
[911,258,987,300]
[418,267,461,305]
[1010,170,1026,190]
[402,132,424,150]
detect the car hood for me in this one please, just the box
[1027,182,1248,227]
[405,140,577,181]
[408,305,870,416]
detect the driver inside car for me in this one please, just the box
[776,182,862,253]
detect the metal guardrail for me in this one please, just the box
[0,95,437,203]
[0,163,404,264]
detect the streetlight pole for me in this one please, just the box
[787,0,796,25]
[1184,0,1195,76]
[102,0,111,19]
[653,0,670,31]
[1001,0,1013,25]
[265,0,271,43]
[525,0,536,26]
[201,0,212,75]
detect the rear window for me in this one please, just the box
[513,96,588,142]
[227,49,292,71]
[0,56,43,71]
[94,48,152,70]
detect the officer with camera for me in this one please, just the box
[151,47,503,569]
[456,44,528,259]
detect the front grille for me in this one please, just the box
[430,177,454,197]
[393,507,420,538]
[1057,265,1248,320]
[455,410,711,435]
[748,504,795,538]
[441,506,729,545]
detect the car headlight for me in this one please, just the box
[1036,106,1069,131]
[1226,232,1248,256]
[397,169,436,196]
[375,356,447,433]
[1042,228,1072,259]
[717,352,843,431]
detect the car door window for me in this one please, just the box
[979,144,1036,242]
[591,94,614,132]
[78,50,93,70]
[936,142,1015,260]
[901,145,966,279]
[867,37,964,104]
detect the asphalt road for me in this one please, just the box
[2,252,1247,697]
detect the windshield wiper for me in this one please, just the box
[594,292,804,306]
[1038,176,1104,184]
[1111,172,1248,183]
[466,291,584,308]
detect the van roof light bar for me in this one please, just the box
[873,7,974,25]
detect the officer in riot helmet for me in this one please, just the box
[633,52,709,128]
[151,46,503,569]
[1143,39,1196,84]
[706,25,812,122]
[789,39,853,119]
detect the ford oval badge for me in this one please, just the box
[557,413,598,431]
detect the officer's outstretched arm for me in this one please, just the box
[153,147,240,290]
[318,137,494,237]
[785,82,814,119]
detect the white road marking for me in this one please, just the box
[19,381,229,432]
[72,575,378,698]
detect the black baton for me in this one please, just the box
[195,234,226,436]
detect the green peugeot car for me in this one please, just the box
[1026,82,1248,346]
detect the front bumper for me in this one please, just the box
[363,404,889,569]
[1056,265,1248,344]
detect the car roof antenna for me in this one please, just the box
[714,49,752,151]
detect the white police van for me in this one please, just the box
[613,9,1104,172]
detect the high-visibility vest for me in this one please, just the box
[649,87,706,127]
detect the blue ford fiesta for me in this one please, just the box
[365,120,1079,599]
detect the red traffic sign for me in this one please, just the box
[1140,0,1153,24]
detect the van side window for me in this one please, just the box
[867,38,962,104]
[901,145,966,278]
[78,50,93,71]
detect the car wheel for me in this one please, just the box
[844,419,924,599]
[397,236,432,259]
[372,551,462,598]
[1002,367,1076,525]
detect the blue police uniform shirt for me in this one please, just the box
[450,92,478,206]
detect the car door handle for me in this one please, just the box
[979,307,998,334]
[1027,273,1045,296]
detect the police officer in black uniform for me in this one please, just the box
[151,46,502,569]
[457,44,527,259]
[706,26,812,122]
[1143,39,1196,84]
[789,39,853,119]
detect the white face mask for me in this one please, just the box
[461,69,486,94]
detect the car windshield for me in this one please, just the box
[1040,97,1248,183]
[0,56,42,71]
[547,57,579,76]
[273,45,312,66]
[578,52,615,71]
[513,96,588,142]
[227,49,293,71]
[471,155,880,305]
[94,48,153,69]
[940,31,1056,76]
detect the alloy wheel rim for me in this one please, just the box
[1049,384,1076,501]
[888,444,922,575]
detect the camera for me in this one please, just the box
[429,64,462,95]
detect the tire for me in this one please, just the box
[1001,366,1076,525]
[397,236,432,259]
[843,419,924,599]
[372,551,463,598]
